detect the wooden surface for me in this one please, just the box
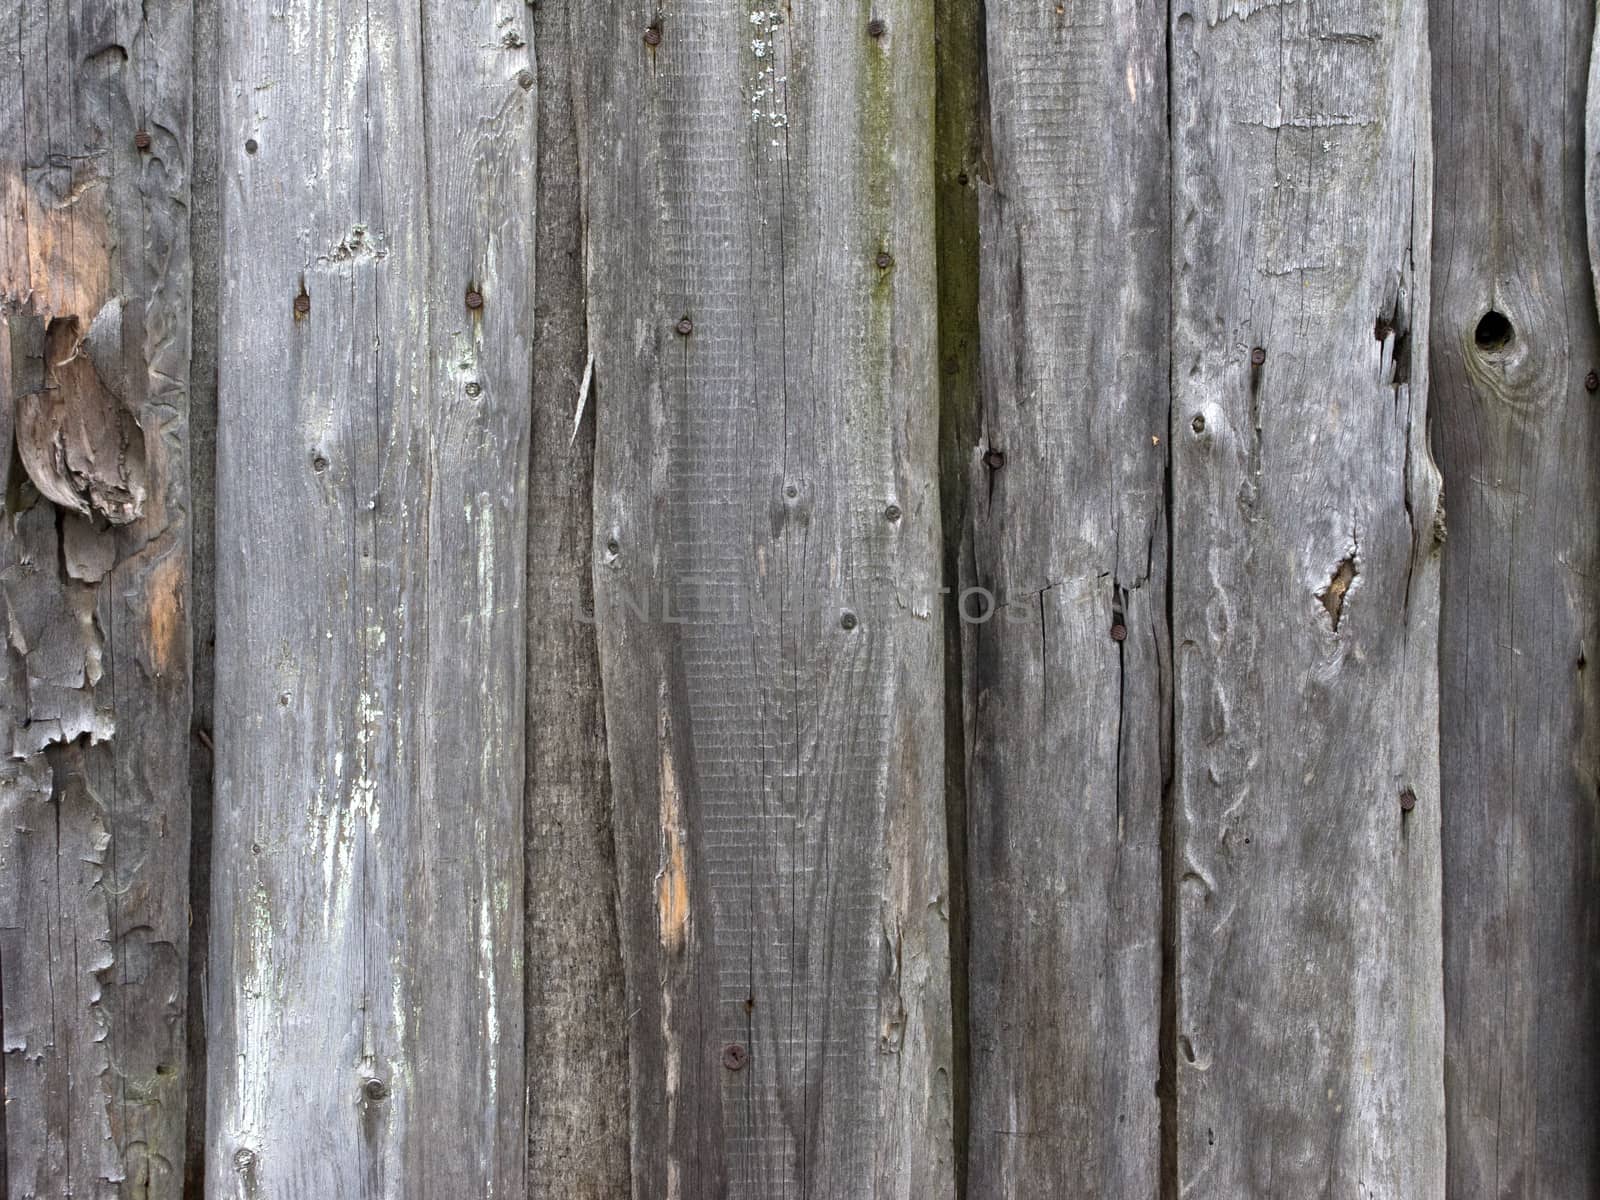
[579,2,952,1195]
[207,1,533,1195]
[1436,0,1600,1193]
[0,1,194,1195]
[1169,0,1445,1194]
[963,1,1168,1196]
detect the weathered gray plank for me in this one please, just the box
[0,1,194,1194]
[207,1,533,1194]
[1169,0,1445,1194]
[1435,1,1600,1192]
[580,1,953,1194]
[962,0,1169,1195]
[523,0,632,1194]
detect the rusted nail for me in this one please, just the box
[956,171,969,186]
[517,68,535,90]
[312,453,329,473]
[363,1077,389,1101]
[675,316,694,336]
[643,25,662,45]
[840,611,859,631]
[884,503,902,522]
[293,293,311,317]
[134,129,152,151]
[1399,788,1417,813]
[465,381,482,398]
[1110,623,1127,642]
[867,17,887,37]
[722,1043,748,1071]
[465,288,485,311]
[1250,346,1267,366]
[984,449,1005,470]
[876,251,894,270]
[1586,371,1598,393]
[244,138,259,155]
[233,1148,256,1172]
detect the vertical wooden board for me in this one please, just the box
[522,0,633,1195]
[1435,1,1600,1192]
[581,0,952,1195]
[207,0,533,1195]
[0,1,193,1195]
[963,0,1168,1195]
[1170,0,1444,1195]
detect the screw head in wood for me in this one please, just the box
[984,449,1005,470]
[1399,788,1417,812]
[134,129,152,150]
[643,25,662,45]
[676,316,694,336]
[1250,346,1267,366]
[722,1043,748,1070]
[1586,371,1598,393]
[867,17,887,37]
[465,289,485,310]
[293,293,311,316]
[876,251,894,270]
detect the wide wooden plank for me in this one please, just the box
[523,0,631,1194]
[580,1,953,1194]
[1169,0,1444,1194]
[206,0,534,1194]
[962,0,1168,1195]
[0,1,194,1195]
[1435,1,1600,1192]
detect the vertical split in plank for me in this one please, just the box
[1434,0,1600,1191]
[0,1,194,1195]
[207,0,533,1194]
[581,0,952,1194]
[523,0,632,1194]
[1169,0,1444,1194]
[962,0,1168,1196]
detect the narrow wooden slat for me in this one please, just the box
[1435,0,1600,1191]
[1169,0,1444,1194]
[962,0,1169,1195]
[207,0,533,1193]
[580,1,953,1194]
[0,1,194,1195]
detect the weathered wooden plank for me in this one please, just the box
[962,0,1169,1195]
[523,0,632,1194]
[580,1,953,1194]
[1169,0,1444,1194]
[207,0,534,1194]
[0,0,194,1194]
[1435,1,1600,1192]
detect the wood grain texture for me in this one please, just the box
[206,1,533,1194]
[0,0,194,1194]
[963,1,1168,1196]
[580,1,953,1195]
[1170,0,1445,1195]
[523,0,632,1194]
[1437,0,1600,1192]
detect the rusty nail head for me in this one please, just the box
[840,611,859,631]
[364,1077,389,1101]
[867,17,887,36]
[465,289,484,310]
[884,503,902,522]
[465,381,482,398]
[234,1148,256,1171]
[517,68,535,90]
[643,25,662,45]
[1400,788,1417,812]
[293,293,311,316]
[876,251,894,270]
[676,316,694,336]
[1110,623,1127,642]
[722,1043,748,1070]
[134,129,152,150]
[985,449,1005,470]
[1586,371,1598,393]
[244,138,259,154]
[1250,346,1267,366]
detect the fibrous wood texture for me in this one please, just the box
[963,1,1168,1196]
[1169,0,1444,1195]
[578,2,952,1195]
[207,1,533,1195]
[1,1,194,1195]
[1437,0,1600,1192]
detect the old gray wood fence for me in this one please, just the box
[2,0,1597,1196]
